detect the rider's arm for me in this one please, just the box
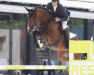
[60,7,69,21]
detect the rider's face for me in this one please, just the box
[52,1,58,7]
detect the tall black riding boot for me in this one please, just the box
[63,28,69,49]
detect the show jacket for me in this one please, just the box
[47,2,69,21]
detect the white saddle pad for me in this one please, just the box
[70,32,77,39]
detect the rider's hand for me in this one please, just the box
[55,17,60,22]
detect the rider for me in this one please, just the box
[47,0,70,49]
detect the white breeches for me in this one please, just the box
[62,21,68,30]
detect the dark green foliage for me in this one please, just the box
[0,14,26,29]
[68,18,84,27]
[1,20,10,29]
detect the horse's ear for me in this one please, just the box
[25,7,35,13]
[25,7,31,12]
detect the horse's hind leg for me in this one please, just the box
[74,53,82,60]
[57,51,69,62]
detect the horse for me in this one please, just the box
[25,7,82,62]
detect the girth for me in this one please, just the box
[45,35,64,50]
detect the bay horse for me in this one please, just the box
[25,7,82,62]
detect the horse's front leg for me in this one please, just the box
[32,30,39,47]
[32,30,45,51]
[39,29,48,43]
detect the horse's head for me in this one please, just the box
[25,7,54,34]
[25,7,36,33]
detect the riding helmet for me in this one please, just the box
[52,0,59,2]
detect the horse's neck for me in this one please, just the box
[43,29,62,44]
[36,9,54,25]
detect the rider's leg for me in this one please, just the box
[62,21,69,49]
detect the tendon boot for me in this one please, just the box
[63,28,69,49]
